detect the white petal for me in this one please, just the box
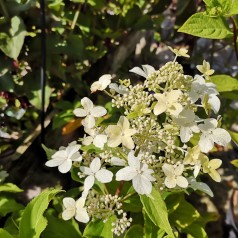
[82,136,93,146]
[153,101,167,115]
[82,115,95,129]
[73,108,87,117]
[70,152,82,162]
[180,127,193,143]
[90,81,101,93]
[208,95,220,113]
[62,197,75,220]
[62,208,75,220]
[75,208,90,223]
[80,166,93,176]
[90,157,101,173]
[84,175,95,191]
[116,167,137,181]
[90,106,107,117]
[111,157,126,166]
[209,169,221,182]
[176,176,188,188]
[165,176,176,188]
[99,74,112,87]
[93,135,107,148]
[129,66,147,78]
[132,175,152,195]
[175,164,184,176]
[45,157,65,167]
[142,65,155,76]
[122,136,135,149]
[162,164,174,177]
[58,159,72,173]
[63,197,76,209]
[95,169,113,183]
[194,164,201,178]
[199,133,214,153]
[66,144,81,159]
[128,151,140,169]
[81,97,93,111]
[107,136,122,148]
[212,128,231,146]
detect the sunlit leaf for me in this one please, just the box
[178,13,232,39]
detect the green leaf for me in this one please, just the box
[0,16,26,59]
[183,223,207,238]
[0,229,13,238]
[211,75,238,92]
[122,194,142,212]
[178,12,232,39]
[42,144,57,159]
[0,183,23,193]
[168,194,200,229]
[228,0,238,15]
[41,211,82,238]
[188,178,214,197]
[140,188,175,238]
[125,224,144,238]
[143,210,165,238]
[231,159,238,168]
[19,188,62,238]
[29,85,52,110]
[83,216,116,238]
[0,195,24,216]
[228,130,238,146]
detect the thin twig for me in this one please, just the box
[115,181,124,196]
[230,16,238,62]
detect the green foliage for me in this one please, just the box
[0,229,13,238]
[178,12,232,39]
[42,144,57,159]
[83,216,116,238]
[19,188,62,238]
[211,75,238,92]
[166,194,208,238]
[0,16,26,59]
[124,224,144,238]
[140,188,175,238]
[0,195,24,216]
[42,210,82,238]
[0,183,23,193]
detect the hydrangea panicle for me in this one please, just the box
[45,48,232,235]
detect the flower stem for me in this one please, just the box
[230,16,238,62]
[115,181,124,196]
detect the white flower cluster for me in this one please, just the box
[45,47,231,235]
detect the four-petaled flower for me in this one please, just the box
[116,151,156,195]
[62,197,89,223]
[198,118,231,153]
[82,127,107,149]
[173,109,200,143]
[168,46,190,58]
[196,60,214,77]
[153,90,183,116]
[129,64,155,78]
[201,158,222,182]
[162,163,188,189]
[45,141,82,173]
[106,116,136,149]
[188,75,220,113]
[90,74,112,93]
[73,97,107,129]
[80,157,113,192]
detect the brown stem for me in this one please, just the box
[115,181,124,196]
[230,16,238,62]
